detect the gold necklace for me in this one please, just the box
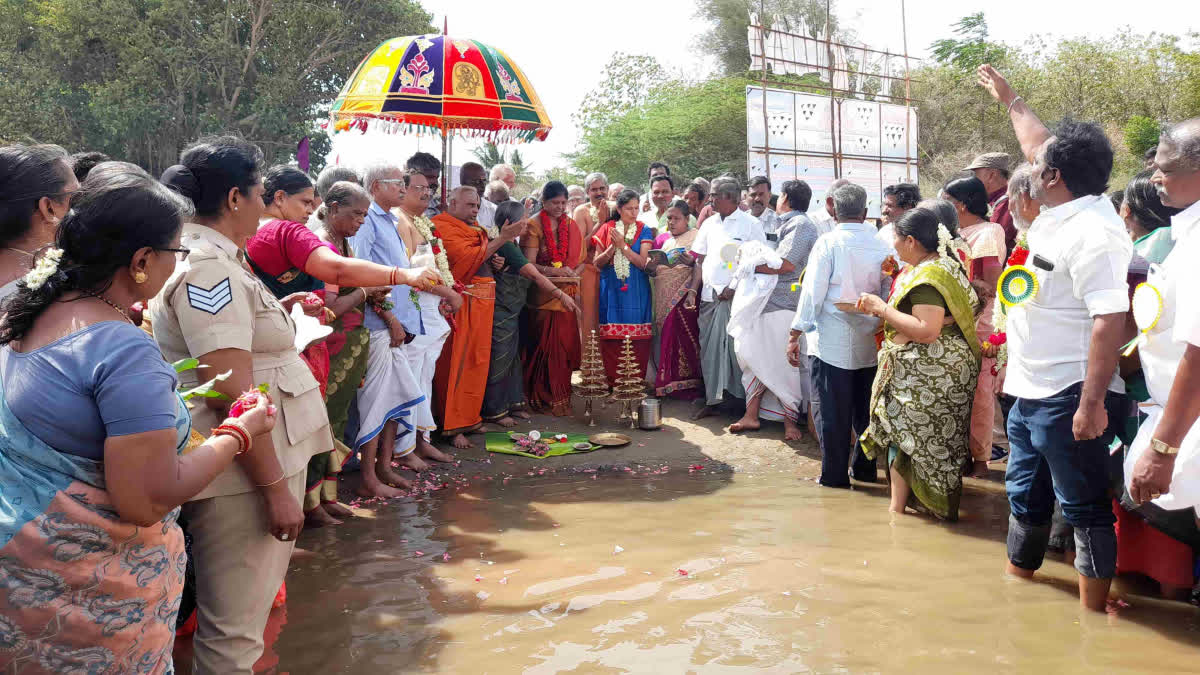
[88,293,135,325]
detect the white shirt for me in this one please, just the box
[756,208,782,239]
[1004,194,1132,400]
[477,198,497,231]
[791,221,890,370]
[692,209,767,302]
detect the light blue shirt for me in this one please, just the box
[349,202,422,334]
[791,221,891,370]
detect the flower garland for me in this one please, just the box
[989,232,1029,374]
[411,214,454,286]
[541,211,572,269]
[611,221,639,286]
[21,247,63,290]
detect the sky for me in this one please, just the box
[330,0,1198,176]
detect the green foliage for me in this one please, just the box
[570,75,753,189]
[471,143,507,170]
[0,0,433,175]
[573,53,671,138]
[930,13,1007,72]
[1123,116,1161,158]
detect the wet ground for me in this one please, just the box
[182,398,1200,673]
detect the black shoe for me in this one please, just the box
[990,445,1009,462]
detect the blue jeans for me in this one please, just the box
[1005,383,1124,579]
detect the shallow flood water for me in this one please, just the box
[273,469,1200,673]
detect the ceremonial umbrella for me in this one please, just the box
[329,34,552,198]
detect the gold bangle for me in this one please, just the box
[360,287,369,304]
[255,473,287,488]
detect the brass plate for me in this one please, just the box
[588,432,631,447]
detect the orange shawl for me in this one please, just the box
[431,212,490,284]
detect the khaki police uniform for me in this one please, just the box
[150,224,330,674]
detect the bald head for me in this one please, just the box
[447,185,480,224]
[1153,117,1200,209]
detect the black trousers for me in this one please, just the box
[811,357,877,487]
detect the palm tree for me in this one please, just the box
[471,142,507,170]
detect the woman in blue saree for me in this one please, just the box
[592,189,656,384]
[0,163,275,673]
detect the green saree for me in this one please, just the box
[861,257,981,521]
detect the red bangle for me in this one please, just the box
[213,423,251,455]
[390,267,400,285]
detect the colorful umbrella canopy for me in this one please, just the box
[330,34,552,143]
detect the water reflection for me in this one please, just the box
[272,471,1200,673]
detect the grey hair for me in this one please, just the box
[831,182,867,220]
[315,165,359,199]
[567,185,585,199]
[484,179,509,203]
[1162,118,1200,169]
[1007,163,1035,230]
[692,177,710,193]
[360,159,403,193]
[917,198,959,233]
[710,176,741,202]
[826,178,851,197]
[584,172,608,190]
[489,163,515,180]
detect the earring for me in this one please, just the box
[233,206,239,212]
[134,271,148,284]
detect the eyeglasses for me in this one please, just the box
[157,246,191,257]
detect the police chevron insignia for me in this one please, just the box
[186,278,233,314]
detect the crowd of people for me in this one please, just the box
[2,61,1200,673]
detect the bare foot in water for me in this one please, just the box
[356,479,405,499]
[494,416,517,428]
[305,507,341,529]
[323,501,355,519]
[783,418,805,441]
[729,415,761,433]
[512,410,532,419]
[969,460,989,478]
[450,433,473,449]
[691,405,717,421]
[397,452,429,473]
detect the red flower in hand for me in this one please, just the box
[1007,247,1029,267]
[988,332,1007,346]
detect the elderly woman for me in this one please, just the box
[856,206,981,520]
[0,144,78,302]
[943,176,1007,477]
[593,189,656,384]
[0,162,275,672]
[648,199,702,398]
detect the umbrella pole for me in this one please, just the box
[440,131,449,210]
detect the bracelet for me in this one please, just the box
[1007,95,1023,113]
[359,287,369,304]
[255,473,287,488]
[389,267,399,285]
[213,422,251,455]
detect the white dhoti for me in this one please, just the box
[405,291,451,441]
[728,241,808,422]
[735,309,811,422]
[355,329,425,456]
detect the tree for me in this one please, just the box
[0,0,433,174]
[573,53,671,139]
[695,0,837,76]
[1123,116,1161,159]
[930,13,1008,72]
[471,142,507,170]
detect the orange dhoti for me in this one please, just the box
[580,262,600,344]
[433,276,495,435]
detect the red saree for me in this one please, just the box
[523,212,583,415]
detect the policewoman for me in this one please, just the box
[152,137,331,674]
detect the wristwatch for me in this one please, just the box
[1151,439,1180,455]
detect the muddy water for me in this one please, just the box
[274,471,1200,673]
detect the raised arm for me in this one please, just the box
[977,64,1052,163]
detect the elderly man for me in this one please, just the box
[407,151,442,218]
[979,64,1133,611]
[460,162,494,232]
[730,179,819,440]
[811,178,850,236]
[790,182,890,488]
[690,176,767,419]
[747,175,781,240]
[490,163,516,191]
[574,172,610,341]
[1128,118,1200,546]
[966,152,1017,253]
[608,182,625,200]
[347,161,429,498]
[431,186,525,448]
[484,179,510,206]
[567,184,587,214]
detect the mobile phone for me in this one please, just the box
[1031,254,1054,271]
